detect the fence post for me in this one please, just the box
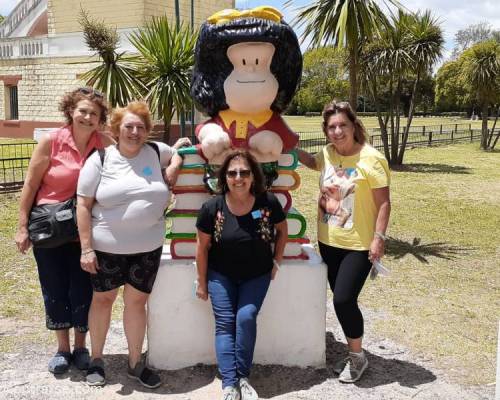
[422,125,426,136]
[451,125,454,141]
[455,124,458,136]
[440,124,442,135]
[471,127,473,142]
[369,136,373,145]
[428,130,432,146]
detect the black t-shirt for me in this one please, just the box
[196,192,286,281]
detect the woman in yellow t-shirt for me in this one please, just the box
[296,101,391,383]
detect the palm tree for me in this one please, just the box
[398,11,443,163]
[461,40,500,149]
[288,0,403,109]
[129,16,197,142]
[78,9,145,107]
[360,10,443,165]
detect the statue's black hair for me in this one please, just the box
[191,17,302,117]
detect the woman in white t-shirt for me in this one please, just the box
[76,101,189,388]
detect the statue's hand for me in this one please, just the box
[198,123,231,162]
[248,130,283,163]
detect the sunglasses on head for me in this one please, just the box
[78,87,104,99]
[226,169,251,178]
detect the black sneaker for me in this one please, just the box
[127,361,161,389]
[48,351,71,374]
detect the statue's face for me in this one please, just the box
[224,42,279,114]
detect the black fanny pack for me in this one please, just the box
[28,198,78,248]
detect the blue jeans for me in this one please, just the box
[207,269,271,388]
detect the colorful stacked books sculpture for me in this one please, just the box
[167,147,310,259]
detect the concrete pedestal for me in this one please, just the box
[147,246,327,370]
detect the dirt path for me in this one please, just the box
[0,303,494,400]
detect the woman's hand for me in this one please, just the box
[173,137,191,150]
[196,279,208,301]
[271,258,281,280]
[15,227,31,254]
[368,236,385,263]
[80,250,98,274]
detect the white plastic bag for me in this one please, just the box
[370,259,391,280]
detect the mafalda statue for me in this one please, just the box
[191,6,302,188]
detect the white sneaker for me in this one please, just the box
[338,352,368,383]
[222,385,241,400]
[239,377,258,400]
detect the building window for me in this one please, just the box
[7,85,19,120]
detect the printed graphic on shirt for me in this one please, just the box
[319,165,358,229]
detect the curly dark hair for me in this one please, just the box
[59,87,108,125]
[322,101,368,145]
[191,17,302,117]
[217,150,266,196]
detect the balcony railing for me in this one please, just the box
[0,0,44,38]
[0,37,47,59]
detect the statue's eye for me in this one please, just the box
[242,59,246,65]
[256,58,259,65]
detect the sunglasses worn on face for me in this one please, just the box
[78,87,104,99]
[226,169,251,178]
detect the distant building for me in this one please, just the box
[0,0,233,139]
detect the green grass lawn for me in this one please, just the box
[284,115,490,133]
[0,142,498,385]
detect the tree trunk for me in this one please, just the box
[369,78,390,161]
[398,71,420,164]
[480,103,489,149]
[162,108,174,144]
[348,47,358,110]
[486,105,499,148]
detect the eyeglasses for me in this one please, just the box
[226,169,251,178]
[78,87,104,99]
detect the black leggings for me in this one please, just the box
[319,242,372,339]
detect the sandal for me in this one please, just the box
[72,348,90,370]
[86,358,106,386]
[127,361,161,389]
[48,351,71,375]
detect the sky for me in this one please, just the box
[2,0,499,63]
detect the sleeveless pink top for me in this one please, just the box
[35,126,103,205]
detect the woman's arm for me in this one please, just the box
[164,152,184,189]
[195,230,212,301]
[272,220,288,279]
[369,186,391,262]
[77,195,98,274]
[296,148,317,170]
[172,137,191,150]
[15,134,52,254]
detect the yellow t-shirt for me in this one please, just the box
[313,144,390,250]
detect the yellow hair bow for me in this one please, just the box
[207,6,282,25]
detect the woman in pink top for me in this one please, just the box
[15,87,114,375]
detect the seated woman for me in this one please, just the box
[76,101,189,388]
[195,150,287,400]
[15,87,113,375]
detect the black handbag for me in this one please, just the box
[28,197,79,248]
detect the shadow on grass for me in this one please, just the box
[391,163,471,174]
[386,236,475,263]
[58,332,436,395]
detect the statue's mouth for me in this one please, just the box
[237,80,266,83]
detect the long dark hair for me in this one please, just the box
[191,16,302,117]
[322,101,367,145]
[217,150,266,196]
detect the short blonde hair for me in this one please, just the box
[110,101,153,138]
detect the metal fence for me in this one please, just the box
[0,140,36,193]
[0,123,488,193]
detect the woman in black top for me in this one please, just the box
[196,150,287,400]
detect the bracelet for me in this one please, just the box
[81,249,95,255]
[374,231,387,241]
